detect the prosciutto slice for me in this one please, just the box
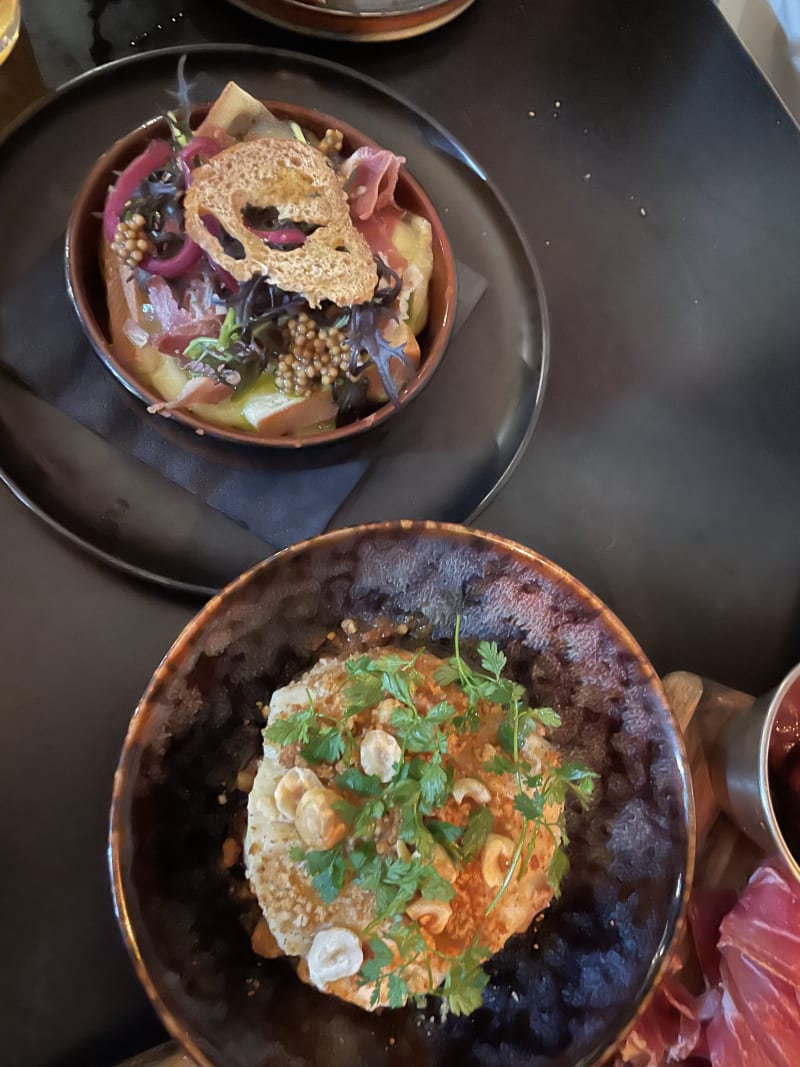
[150,320,222,358]
[614,861,800,1067]
[340,146,409,273]
[146,273,224,357]
[719,861,800,987]
[146,276,193,330]
[615,961,704,1066]
[341,146,405,221]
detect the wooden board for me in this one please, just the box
[663,671,764,889]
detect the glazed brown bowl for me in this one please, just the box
[110,521,695,1067]
[226,0,477,42]
[65,104,456,449]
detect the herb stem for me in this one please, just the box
[487,692,525,913]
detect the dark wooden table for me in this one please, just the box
[2,2,799,1064]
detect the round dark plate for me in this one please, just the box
[111,522,695,1067]
[226,0,477,41]
[0,45,547,595]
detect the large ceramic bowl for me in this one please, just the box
[66,103,456,449]
[110,522,694,1067]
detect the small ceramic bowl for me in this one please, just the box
[65,103,456,449]
[110,521,695,1067]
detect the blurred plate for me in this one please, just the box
[226,0,477,40]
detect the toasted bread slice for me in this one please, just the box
[184,138,378,308]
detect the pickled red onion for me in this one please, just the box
[179,137,223,184]
[250,226,307,248]
[102,139,173,242]
[140,238,202,278]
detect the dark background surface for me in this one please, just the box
[1,1,799,1064]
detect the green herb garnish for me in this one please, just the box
[269,619,596,1015]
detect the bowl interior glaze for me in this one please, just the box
[66,103,456,449]
[111,522,694,1067]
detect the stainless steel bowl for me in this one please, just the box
[705,661,800,882]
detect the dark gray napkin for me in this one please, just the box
[0,241,485,548]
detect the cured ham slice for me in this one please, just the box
[614,862,800,1067]
[614,964,704,1066]
[719,863,800,988]
[146,273,225,357]
[341,146,405,221]
[146,277,193,330]
[718,954,798,1067]
[151,319,222,358]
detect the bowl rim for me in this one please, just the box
[760,663,800,880]
[109,519,696,1067]
[65,101,458,450]
[225,0,477,41]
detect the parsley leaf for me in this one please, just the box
[343,672,383,715]
[352,850,385,895]
[548,846,570,897]
[394,712,439,754]
[383,670,415,709]
[530,706,562,728]
[349,842,376,870]
[555,761,599,805]
[515,792,546,821]
[426,819,463,846]
[345,654,374,676]
[418,865,457,902]
[353,797,386,839]
[433,660,460,686]
[426,700,458,724]
[483,752,516,775]
[301,726,345,764]
[359,936,394,984]
[336,767,383,796]
[477,640,507,679]
[304,845,347,903]
[497,706,546,754]
[387,778,421,808]
[263,704,314,746]
[387,972,410,1008]
[440,944,490,1015]
[371,651,419,675]
[460,806,494,862]
[419,750,449,810]
[383,855,425,905]
[331,796,359,827]
[497,720,516,755]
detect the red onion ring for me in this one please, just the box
[178,136,223,184]
[140,238,202,278]
[102,139,173,242]
[249,226,307,248]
